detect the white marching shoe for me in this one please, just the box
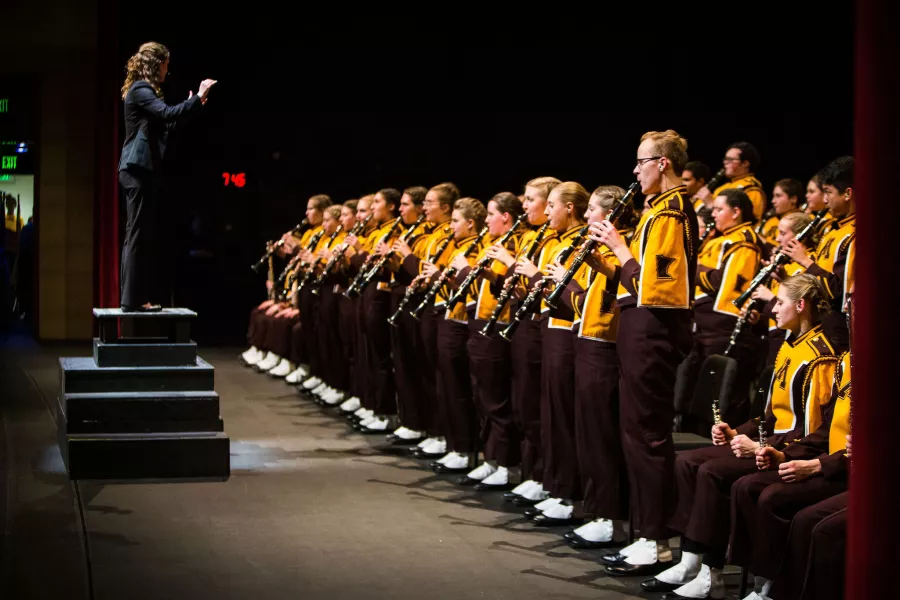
[244,348,264,366]
[573,519,615,543]
[420,437,446,455]
[362,417,390,432]
[285,365,310,384]
[311,383,329,396]
[439,452,470,470]
[519,482,550,502]
[670,565,725,600]
[465,462,497,481]
[340,397,361,412]
[511,479,538,496]
[353,407,373,419]
[479,466,509,486]
[323,390,345,405]
[302,376,323,390]
[256,352,280,371]
[533,497,562,512]
[268,359,293,377]
[655,551,702,585]
[241,346,259,363]
[541,502,574,520]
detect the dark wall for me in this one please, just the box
[116,10,854,343]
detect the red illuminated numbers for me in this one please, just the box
[222,172,246,188]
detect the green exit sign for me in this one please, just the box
[1,156,15,169]
[0,99,7,113]
[0,174,11,181]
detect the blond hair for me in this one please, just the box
[429,182,460,209]
[779,273,831,321]
[640,130,689,175]
[592,185,638,229]
[525,176,562,201]
[551,182,590,220]
[454,198,487,231]
[780,212,818,247]
[324,205,342,221]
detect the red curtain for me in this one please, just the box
[93,0,120,309]
[849,0,899,597]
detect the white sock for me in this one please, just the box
[519,482,549,501]
[534,497,561,511]
[441,452,469,469]
[541,502,573,519]
[480,466,509,485]
[623,539,659,566]
[437,451,460,466]
[466,461,497,480]
[511,479,537,495]
[422,438,446,454]
[573,518,614,543]
[671,564,724,599]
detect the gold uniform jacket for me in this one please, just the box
[538,225,589,330]
[388,220,434,288]
[780,351,851,481]
[736,324,837,446]
[695,222,763,317]
[806,214,856,315]
[564,244,622,343]
[618,186,698,310]
[461,231,525,323]
[712,174,767,223]
[438,234,485,323]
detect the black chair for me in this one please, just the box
[673,354,739,451]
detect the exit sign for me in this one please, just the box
[0,174,12,181]
[1,156,16,169]
[0,99,7,113]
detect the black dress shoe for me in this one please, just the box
[433,464,470,474]
[457,476,480,486]
[602,551,639,565]
[640,578,680,593]
[513,496,541,507]
[474,480,513,492]
[567,535,620,550]
[412,449,446,460]
[523,507,544,519]
[605,561,672,577]
[503,492,522,502]
[562,530,578,541]
[532,514,583,527]
[385,435,423,446]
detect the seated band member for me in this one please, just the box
[245,194,329,369]
[783,156,855,353]
[383,186,433,442]
[430,198,487,473]
[486,176,560,503]
[592,130,698,577]
[748,212,819,366]
[696,142,767,223]
[458,192,525,489]
[676,188,764,431]
[559,185,637,547]
[514,182,589,524]
[642,273,837,599]
[392,182,458,458]
[804,172,836,238]
[729,287,853,600]
[759,178,804,249]
[683,160,712,212]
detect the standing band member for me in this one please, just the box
[593,130,698,577]
[118,41,216,312]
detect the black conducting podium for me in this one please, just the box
[57,308,230,480]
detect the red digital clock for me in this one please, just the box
[222,172,246,188]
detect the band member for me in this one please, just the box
[759,179,804,249]
[392,183,458,457]
[245,195,329,370]
[783,156,855,352]
[514,182,588,524]
[486,177,561,503]
[696,142,766,223]
[383,187,432,442]
[683,161,711,212]
[560,185,636,547]
[677,188,763,430]
[749,212,818,365]
[729,286,853,599]
[592,130,698,576]
[457,192,524,489]
[430,198,487,473]
[804,172,836,238]
[352,189,402,433]
[118,41,216,312]
[641,274,837,599]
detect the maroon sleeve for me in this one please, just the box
[620,258,640,298]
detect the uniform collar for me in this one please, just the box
[837,213,856,227]
[651,185,687,208]
[789,323,824,347]
[723,222,752,236]
[560,224,584,241]
[456,233,477,246]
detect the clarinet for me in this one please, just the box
[545,181,639,309]
[756,206,776,234]
[387,231,454,327]
[344,217,403,298]
[711,368,722,425]
[445,214,528,310]
[311,214,373,295]
[409,227,489,320]
[355,214,426,295]
[705,168,727,194]
[252,239,284,273]
[498,224,589,342]
[732,210,828,308]
[480,222,551,338]
[295,225,344,294]
[699,220,716,246]
[283,229,326,287]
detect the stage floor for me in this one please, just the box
[1,339,652,599]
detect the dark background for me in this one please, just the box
[116,9,856,344]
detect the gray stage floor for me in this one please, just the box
[1,339,660,599]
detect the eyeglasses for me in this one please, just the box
[635,156,662,169]
[722,156,743,163]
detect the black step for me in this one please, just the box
[93,308,197,344]
[92,338,198,367]
[59,357,215,394]
[60,390,220,422]
[62,431,230,480]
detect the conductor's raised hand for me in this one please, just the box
[198,79,217,103]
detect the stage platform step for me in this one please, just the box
[93,337,198,367]
[59,357,215,394]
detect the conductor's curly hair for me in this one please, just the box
[121,42,170,100]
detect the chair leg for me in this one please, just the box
[738,566,749,598]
